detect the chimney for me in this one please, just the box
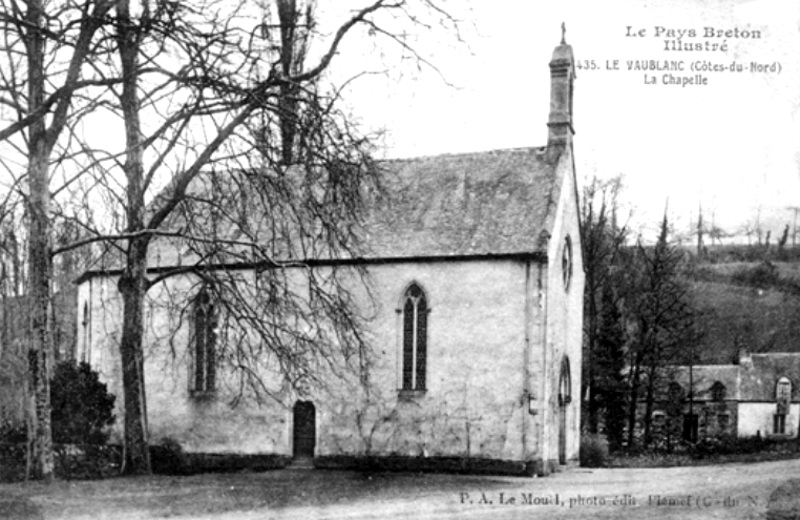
[547,24,575,149]
[738,345,751,365]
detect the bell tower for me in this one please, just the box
[547,24,576,149]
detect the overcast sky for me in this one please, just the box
[339,0,800,242]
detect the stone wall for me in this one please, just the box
[535,145,584,470]
[78,258,545,463]
[74,150,586,470]
[738,402,800,438]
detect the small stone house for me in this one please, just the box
[75,39,584,476]
[649,351,800,442]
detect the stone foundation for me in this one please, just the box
[314,455,534,476]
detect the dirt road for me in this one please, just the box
[2,457,799,520]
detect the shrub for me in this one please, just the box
[151,436,187,475]
[580,433,609,468]
[689,434,772,458]
[50,360,116,445]
[0,420,26,443]
[731,261,780,289]
[0,442,27,482]
[55,444,122,480]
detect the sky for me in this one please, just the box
[2,0,797,245]
[336,0,800,242]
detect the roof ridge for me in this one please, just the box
[383,146,547,163]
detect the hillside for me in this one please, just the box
[689,260,800,364]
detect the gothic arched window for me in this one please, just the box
[559,356,571,406]
[402,284,427,391]
[192,287,217,394]
[81,301,90,363]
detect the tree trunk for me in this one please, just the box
[117,246,151,474]
[115,0,152,474]
[642,368,655,448]
[27,161,54,481]
[625,364,640,449]
[25,0,54,481]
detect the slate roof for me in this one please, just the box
[669,365,741,401]
[665,353,800,402]
[77,145,565,281]
[362,147,560,259]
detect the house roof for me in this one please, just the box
[77,145,566,283]
[76,37,578,283]
[739,353,800,401]
[362,146,561,259]
[664,353,800,402]
[669,365,741,401]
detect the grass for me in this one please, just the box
[0,468,511,519]
[688,276,800,362]
[767,478,800,520]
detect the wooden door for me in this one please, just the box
[558,403,567,465]
[293,401,316,458]
[558,357,571,465]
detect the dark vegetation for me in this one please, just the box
[609,436,800,468]
[0,361,117,481]
[581,175,800,462]
[50,361,116,445]
[148,437,290,475]
[579,433,610,468]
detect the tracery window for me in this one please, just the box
[402,284,427,391]
[558,357,571,406]
[191,287,217,394]
[81,301,90,363]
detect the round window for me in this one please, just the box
[562,236,573,290]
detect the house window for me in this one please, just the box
[776,376,792,415]
[718,413,730,430]
[776,377,792,400]
[774,414,786,435]
[192,287,217,395]
[710,381,726,401]
[562,236,573,290]
[402,284,427,392]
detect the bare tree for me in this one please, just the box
[56,0,465,474]
[696,203,704,257]
[580,175,628,436]
[0,0,115,480]
[624,213,698,449]
[778,223,790,253]
[707,225,727,248]
[787,206,800,248]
